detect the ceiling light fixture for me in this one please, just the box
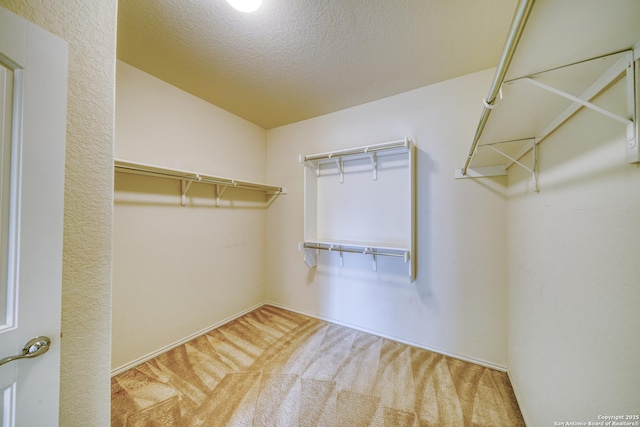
[226,0,262,13]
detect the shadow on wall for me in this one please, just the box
[415,146,438,310]
[508,112,634,198]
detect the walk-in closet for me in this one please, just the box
[4,0,632,424]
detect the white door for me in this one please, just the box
[0,6,67,427]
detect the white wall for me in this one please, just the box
[266,69,510,369]
[112,61,268,370]
[507,77,640,424]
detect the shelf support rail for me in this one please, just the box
[515,51,637,161]
[458,48,638,183]
[460,0,536,176]
[520,77,633,126]
[517,71,636,162]
[501,50,637,169]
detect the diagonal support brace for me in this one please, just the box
[484,139,539,192]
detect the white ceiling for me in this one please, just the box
[117,0,519,129]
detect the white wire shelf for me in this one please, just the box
[456,0,640,192]
[114,159,286,206]
[456,49,638,192]
[301,138,410,165]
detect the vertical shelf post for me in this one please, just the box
[628,50,639,163]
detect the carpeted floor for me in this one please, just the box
[111,305,525,426]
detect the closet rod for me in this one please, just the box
[460,0,535,176]
[303,138,409,163]
[302,243,407,259]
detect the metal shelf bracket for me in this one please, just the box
[215,183,233,207]
[181,178,198,206]
[367,150,378,180]
[457,49,639,187]
[484,139,539,192]
[520,77,633,126]
[299,243,318,268]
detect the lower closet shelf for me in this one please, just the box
[299,240,413,281]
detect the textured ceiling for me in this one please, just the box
[117,0,518,129]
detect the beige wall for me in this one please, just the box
[0,0,116,425]
[112,61,269,370]
[507,75,640,424]
[3,2,637,424]
[113,64,510,372]
[266,69,510,369]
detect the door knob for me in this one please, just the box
[0,336,50,367]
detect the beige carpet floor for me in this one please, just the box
[111,305,524,426]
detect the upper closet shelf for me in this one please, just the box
[300,138,411,182]
[455,0,640,191]
[114,159,286,206]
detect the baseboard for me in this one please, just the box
[507,369,531,427]
[264,301,508,372]
[112,300,508,376]
[110,302,265,377]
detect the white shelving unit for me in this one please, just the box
[114,159,286,206]
[299,138,416,282]
[454,0,640,191]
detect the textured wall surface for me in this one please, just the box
[507,77,640,425]
[266,69,510,369]
[0,0,116,425]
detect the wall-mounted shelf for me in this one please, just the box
[114,159,286,206]
[299,138,416,281]
[455,0,640,191]
[300,240,410,272]
[300,139,411,183]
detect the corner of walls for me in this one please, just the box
[112,61,269,370]
[265,68,510,369]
